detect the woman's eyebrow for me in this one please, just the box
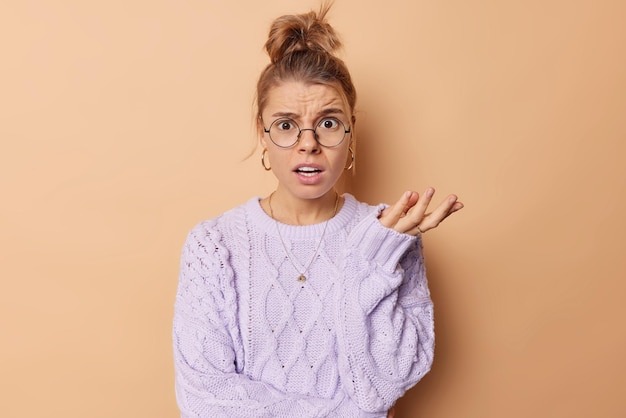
[318,108,344,116]
[271,111,298,118]
[270,108,345,119]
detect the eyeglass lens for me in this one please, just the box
[268,117,348,148]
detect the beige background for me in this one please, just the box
[1,0,625,417]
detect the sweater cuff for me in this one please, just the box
[348,212,417,273]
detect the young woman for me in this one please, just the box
[173,4,463,417]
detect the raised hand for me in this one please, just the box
[378,188,463,236]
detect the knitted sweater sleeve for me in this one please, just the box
[173,223,343,418]
[336,212,435,413]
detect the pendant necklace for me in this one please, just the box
[268,191,339,282]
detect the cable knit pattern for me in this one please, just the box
[173,194,434,417]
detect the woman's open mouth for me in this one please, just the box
[294,166,322,177]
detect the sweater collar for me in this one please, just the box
[247,193,358,239]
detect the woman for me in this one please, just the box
[173,4,463,417]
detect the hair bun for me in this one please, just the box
[264,4,342,64]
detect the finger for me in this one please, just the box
[379,191,415,229]
[393,187,434,235]
[403,190,420,214]
[404,187,434,224]
[419,195,459,231]
[407,200,464,235]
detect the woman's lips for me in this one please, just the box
[293,165,324,184]
[294,166,322,177]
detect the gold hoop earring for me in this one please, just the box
[345,147,355,170]
[261,149,271,171]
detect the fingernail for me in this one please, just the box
[426,188,434,197]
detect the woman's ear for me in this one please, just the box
[349,114,356,145]
[259,135,268,149]
[257,116,268,148]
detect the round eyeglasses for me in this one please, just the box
[263,117,351,148]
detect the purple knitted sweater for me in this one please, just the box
[173,194,434,417]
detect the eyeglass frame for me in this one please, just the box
[262,116,352,149]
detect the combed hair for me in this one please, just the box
[264,5,341,63]
[255,2,357,134]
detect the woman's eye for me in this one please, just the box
[319,118,340,130]
[276,120,295,131]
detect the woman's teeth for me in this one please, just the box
[296,167,320,176]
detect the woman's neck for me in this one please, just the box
[265,189,341,225]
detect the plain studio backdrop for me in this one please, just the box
[1,1,625,417]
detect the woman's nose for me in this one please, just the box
[297,128,320,152]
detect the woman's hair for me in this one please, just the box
[255,2,357,135]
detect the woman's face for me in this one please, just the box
[260,80,352,201]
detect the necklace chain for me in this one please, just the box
[268,192,339,282]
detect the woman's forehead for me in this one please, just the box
[264,81,347,117]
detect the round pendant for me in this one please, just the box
[297,275,307,282]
